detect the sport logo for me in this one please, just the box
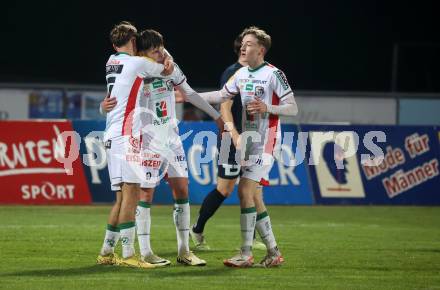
[255,86,264,98]
[156,101,168,117]
[105,238,116,247]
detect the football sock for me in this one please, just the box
[174,199,190,256]
[240,207,257,256]
[136,201,152,257]
[119,221,136,258]
[255,211,278,253]
[192,189,226,234]
[100,224,120,256]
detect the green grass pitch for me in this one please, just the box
[0,205,439,289]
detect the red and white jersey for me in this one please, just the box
[139,63,186,145]
[104,53,165,141]
[224,62,293,155]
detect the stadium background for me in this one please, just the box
[1,0,439,205]
[1,1,439,289]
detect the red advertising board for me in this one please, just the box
[0,120,91,204]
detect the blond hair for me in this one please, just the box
[241,26,271,53]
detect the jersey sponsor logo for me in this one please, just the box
[245,83,254,91]
[106,64,123,75]
[152,79,164,89]
[155,101,168,117]
[255,86,265,98]
[143,152,161,159]
[142,159,161,168]
[274,70,290,90]
[245,120,258,129]
[107,59,120,65]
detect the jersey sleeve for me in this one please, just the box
[271,69,293,102]
[223,71,239,96]
[136,56,165,78]
[170,63,186,86]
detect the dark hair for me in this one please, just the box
[233,34,243,56]
[240,26,272,53]
[137,29,164,52]
[109,21,137,47]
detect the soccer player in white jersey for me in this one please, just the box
[136,29,226,266]
[200,26,298,268]
[190,33,266,252]
[96,21,174,269]
[102,29,224,266]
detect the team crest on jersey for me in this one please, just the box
[155,101,168,117]
[255,86,265,98]
[166,80,174,91]
[129,136,141,153]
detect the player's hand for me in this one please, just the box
[162,56,174,76]
[101,97,117,112]
[222,121,241,149]
[247,98,267,114]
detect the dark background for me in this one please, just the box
[2,0,439,92]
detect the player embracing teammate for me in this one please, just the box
[97,23,297,269]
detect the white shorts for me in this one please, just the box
[140,136,188,188]
[105,135,143,191]
[239,132,281,186]
[241,152,274,186]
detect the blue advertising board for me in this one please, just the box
[72,120,314,205]
[302,125,440,205]
[179,122,314,205]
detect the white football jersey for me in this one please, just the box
[103,53,165,141]
[139,63,186,145]
[224,62,293,155]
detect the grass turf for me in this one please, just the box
[0,205,439,289]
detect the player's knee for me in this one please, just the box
[140,188,154,203]
[217,178,236,197]
[173,185,188,199]
[216,184,234,197]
